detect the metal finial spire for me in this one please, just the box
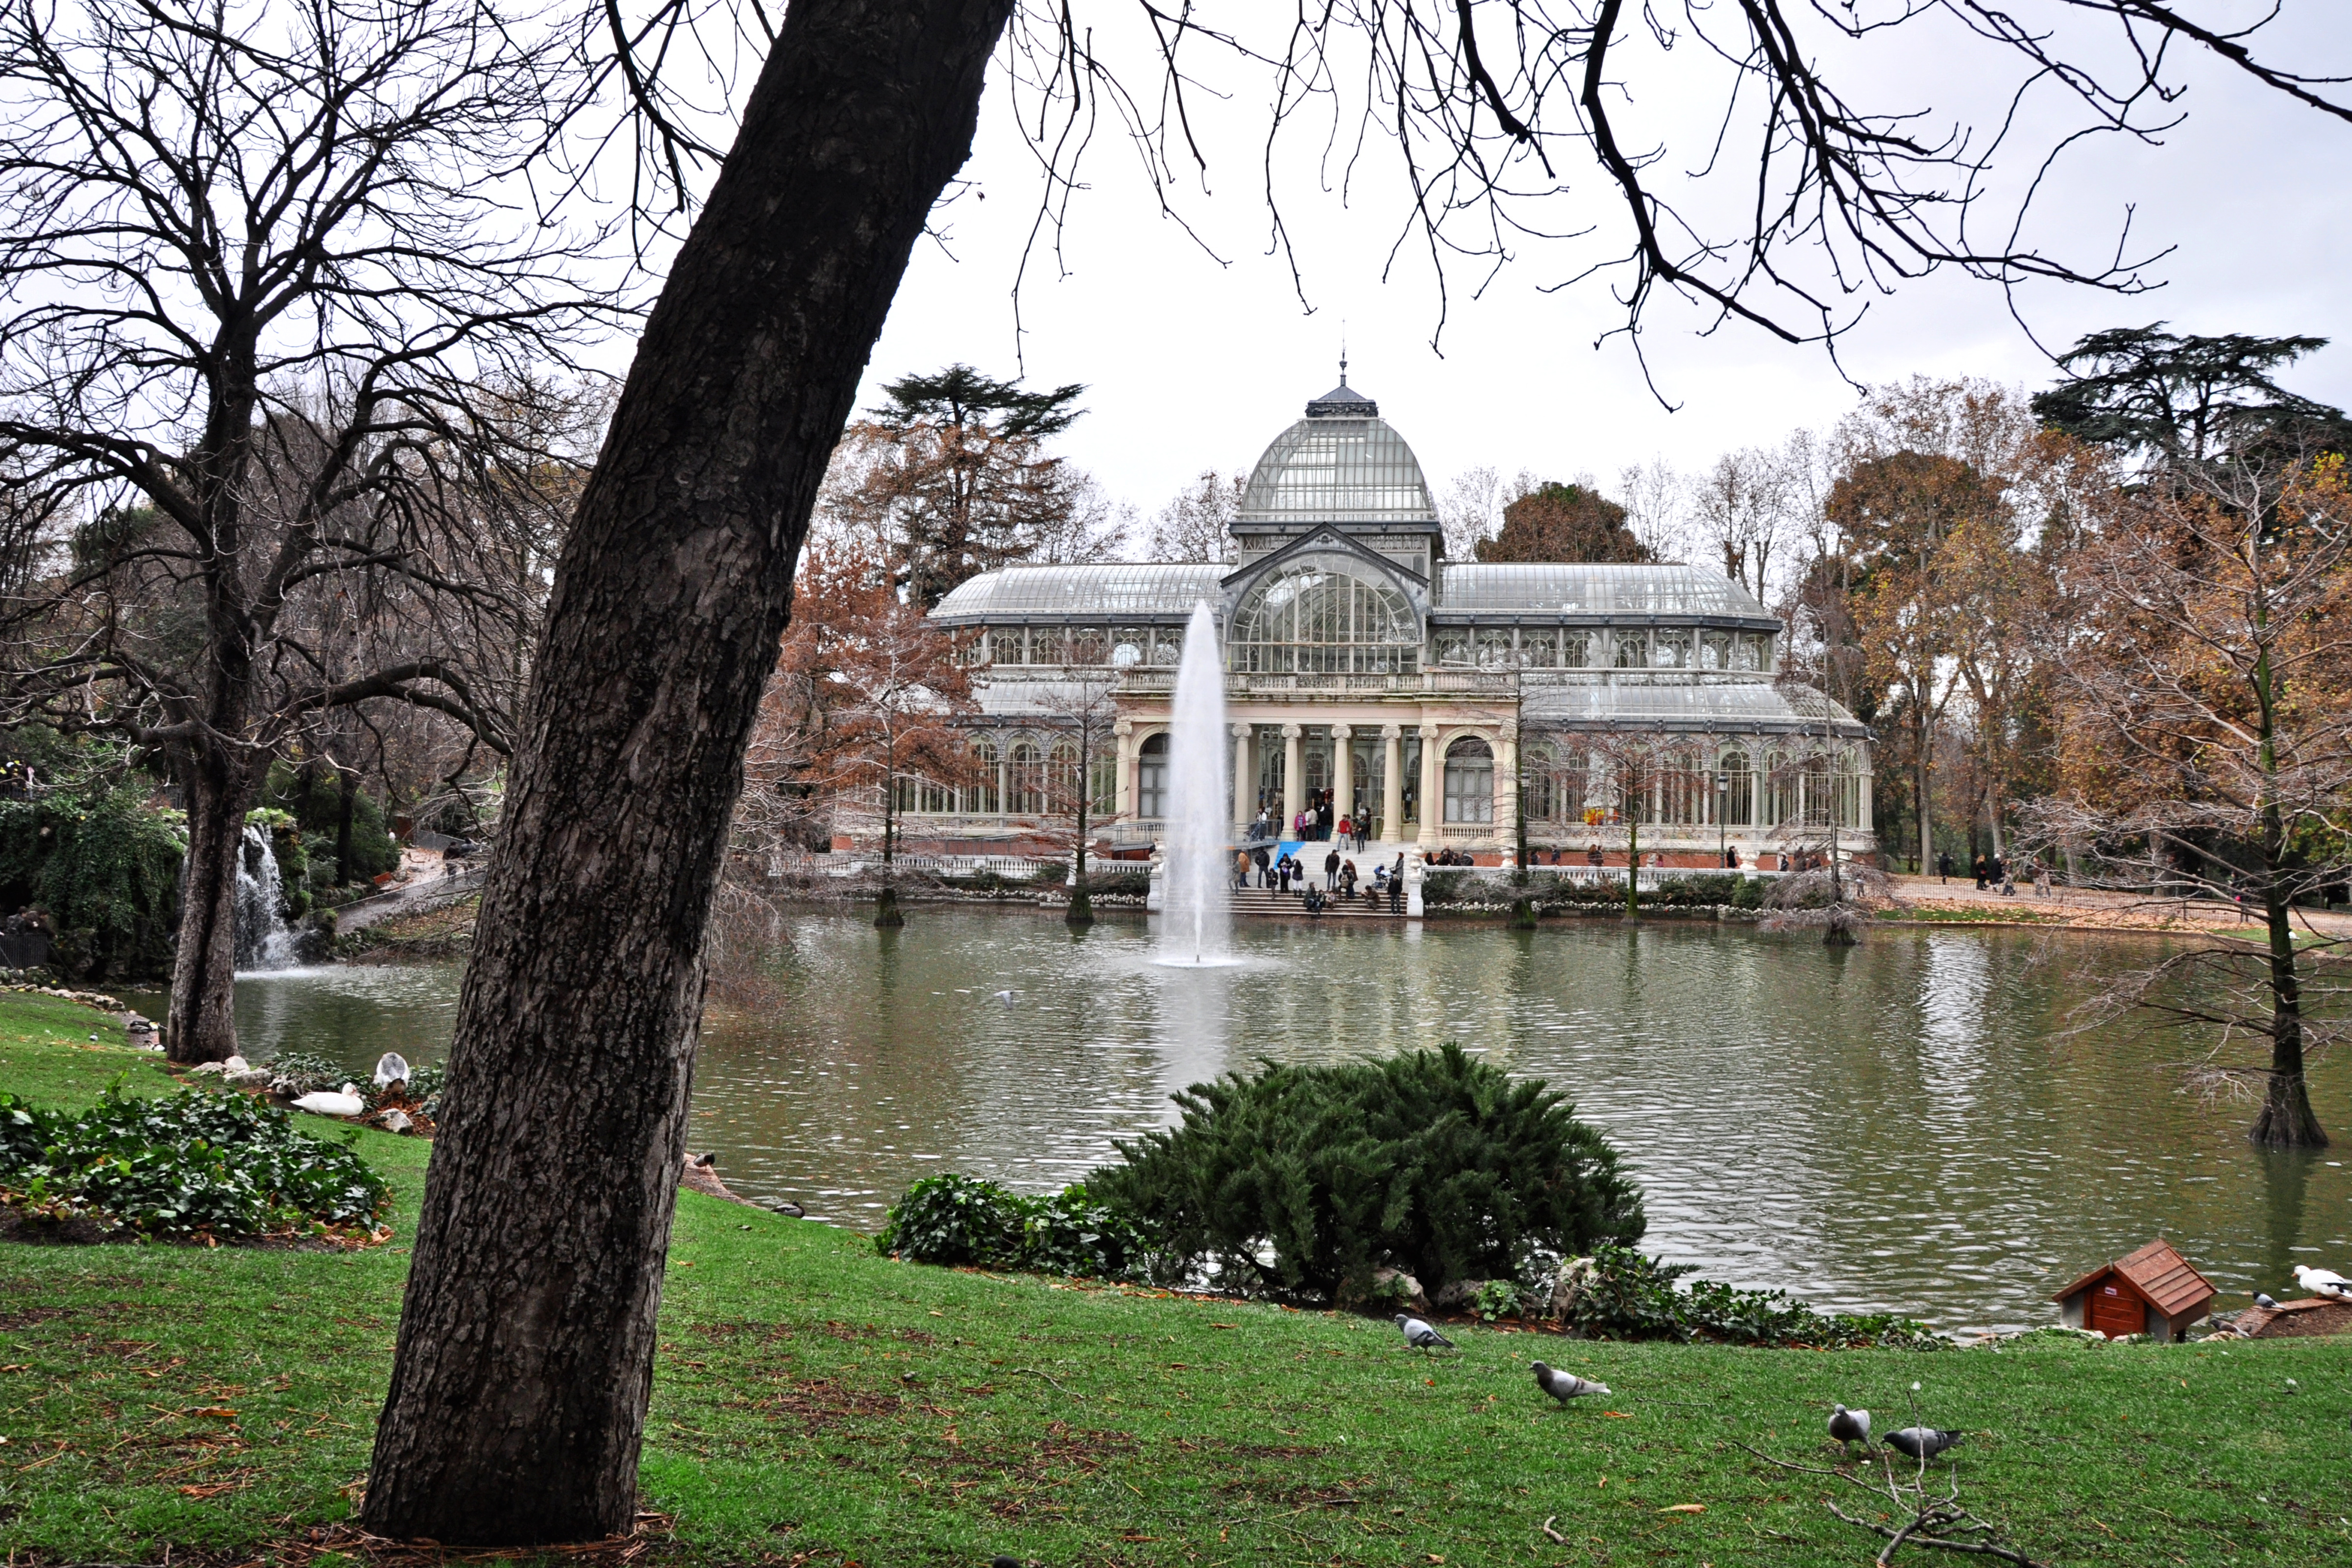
[1340,320,1348,386]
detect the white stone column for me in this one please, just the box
[1495,719,1518,849]
[1417,721,1443,850]
[1331,723,1354,830]
[1381,724,1403,845]
[1281,723,1303,833]
[1230,722,1253,833]
[1113,719,1135,819]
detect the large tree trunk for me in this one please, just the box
[165,759,252,1064]
[2250,878,2328,1149]
[1914,717,1933,874]
[361,0,1014,1545]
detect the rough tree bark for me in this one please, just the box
[167,760,258,1063]
[360,0,1015,1544]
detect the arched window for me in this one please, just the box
[1029,626,1066,665]
[1615,632,1647,668]
[1717,747,1752,827]
[1008,741,1044,815]
[1443,736,1494,824]
[1664,751,1702,824]
[1049,740,1080,810]
[966,741,1000,813]
[1228,555,1421,675]
[1523,743,1555,821]
[1764,750,1797,827]
[1138,732,1169,819]
[1068,626,1107,665]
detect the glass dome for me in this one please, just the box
[1238,383,1438,526]
[1227,553,1421,674]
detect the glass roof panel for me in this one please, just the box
[1520,677,1864,733]
[1438,563,1771,617]
[930,564,1227,620]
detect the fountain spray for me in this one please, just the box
[1161,600,1232,966]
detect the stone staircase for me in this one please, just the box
[1230,881,1404,920]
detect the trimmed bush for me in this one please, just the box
[0,1079,391,1239]
[1088,1044,1644,1300]
[1567,1244,1943,1349]
[879,1173,1156,1280]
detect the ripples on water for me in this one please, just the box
[176,909,2351,1333]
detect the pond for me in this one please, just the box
[157,908,2352,1334]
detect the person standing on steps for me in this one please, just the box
[1324,845,1341,890]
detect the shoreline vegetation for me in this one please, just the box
[3,991,2347,1566]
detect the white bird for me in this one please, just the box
[292,1089,365,1117]
[1394,1313,1454,1349]
[994,990,1015,1006]
[2291,1264,2350,1302]
[373,1051,411,1087]
[1828,1404,1871,1451]
[1530,1361,1609,1404]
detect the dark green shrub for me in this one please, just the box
[878,1172,1026,1265]
[0,1079,390,1239]
[0,785,184,981]
[1089,1044,1645,1299]
[1567,1244,1942,1349]
[879,1173,1157,1279]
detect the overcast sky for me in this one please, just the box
[842,3,2352,543]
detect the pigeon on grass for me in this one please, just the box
[1531,1362,1609,1405]
[1883,1427,1964,1462]
[1827,1404,1871,1452]
[1394,1313,1454,1349]
[2291,1264,2350,1302]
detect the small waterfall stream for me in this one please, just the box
[234,822,299,971]
[1157,600,1233,966]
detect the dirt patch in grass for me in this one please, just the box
[760,1378,905,1424]
[0,1303,75,1329]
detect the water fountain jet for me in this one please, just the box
[1157,601,1232,966]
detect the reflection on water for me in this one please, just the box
[154,910,2352,1333]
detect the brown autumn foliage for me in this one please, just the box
[736,545,978,871]
[2026,451,2352,1147]
[1474,482,1649,564]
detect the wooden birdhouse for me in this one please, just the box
[2054,1238,2216,1342]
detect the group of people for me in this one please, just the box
[1236,844,1407,914]
[1936,849,2050,898]
[1248,791,1369,852]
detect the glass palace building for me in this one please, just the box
[917,375,1874,863]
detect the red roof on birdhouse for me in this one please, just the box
[2053,1238,2214,1318]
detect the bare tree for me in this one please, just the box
[1029,663,1121,924]
[0,0,610,1063]
[1149,469,1244,562]
[2024,447,2352,1149]
[365,0,2352,1545]
[1614,457,1688,566]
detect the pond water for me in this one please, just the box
[153,909,2352,1334]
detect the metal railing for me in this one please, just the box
[1115,668,1519,698]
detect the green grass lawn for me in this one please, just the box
[3,991,2348,1566]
